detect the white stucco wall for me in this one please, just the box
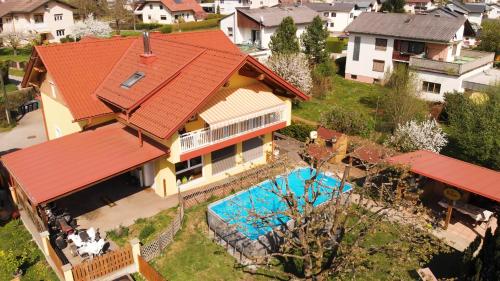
[0,1,74,42]
[213,0,279,15]
[345,34,395,80]
[322,10,354,33]
[136,1,196,24]
[404,2,436,13]
[466,12,483,26]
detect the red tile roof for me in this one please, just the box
[387,150,500,202]
[31,37,136,120]
[1,124,168,205]
[24,30,309,139]
[160,0,206,19]
[317,127,344,140]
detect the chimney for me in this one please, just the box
[140,32,156,64]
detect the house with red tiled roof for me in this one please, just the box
[133,0,206,24]
[1,30,308,242]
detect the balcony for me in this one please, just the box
[410,50,494,76]
[179,105,287,153]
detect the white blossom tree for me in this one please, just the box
[266,53,312,94]
[72,14,112,39]
[1,31,35,55]
[385,119,448,153]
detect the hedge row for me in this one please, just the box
[160,18,220,33]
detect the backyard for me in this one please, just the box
[0,220,57,280]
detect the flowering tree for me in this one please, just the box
[1,31,35,55]
[266,53,312,94]
[72,14,112,38]
[385,119,448,153]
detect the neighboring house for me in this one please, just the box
[344,13,495,101]
[446,0,486,26]
[333,0,380,18]
[0,0,75,43]
[305,2,355,34]
[220,5,320,59]
[5,30,307,214]
[425,6,480,47]
[404,0,436,14]
[134,0,206,24]
[205,0,280,15]
[485,3,499,18]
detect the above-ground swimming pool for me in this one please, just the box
[207,167,352,258]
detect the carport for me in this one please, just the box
[1,123,169,232]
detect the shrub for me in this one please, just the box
[60,35,75,43]
[310,61,336,99]
[278,123,315,142]
[266,53,312,93]
[321,105,375,137]
[136,22,164,30]
[384,119,448,153]
[159,19,219,34]
[159,25,173,33]
[0,60,10,82]
[206,13,222,20]
[139,225,156,241]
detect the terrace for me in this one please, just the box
[410,50,494,75]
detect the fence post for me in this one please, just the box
[61,264,74,281]
[130,238,141,271]
[40,231,50,256]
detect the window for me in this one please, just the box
[211,145,236,175]
[350,13,354,18]
[353,36,361,61]
[375,38,387,51]
[160,4,163,9]
[351,74,357,79]
[324,12,329,16]
[374,78,380,84]
[121,71,145,89]
[242,137,263,162]
[422,81,441,94]
[4,17,11,23]
[160,15,167,20]
[331,12,336,17]
[148,15,152,20]
[34,14,44,23]
[149,4,153,9]
[372,60,385,72]
[175,156,203,184]
[220,0,224,3]
[329,22,334,27]
[395,40,425,54]
[56,29,65,36]
[54,14,63,21]
[227,27,233,37]
[14,16,18,21]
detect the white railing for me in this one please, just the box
[180,106,286,152]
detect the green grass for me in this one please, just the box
[147,201,437,281]
[9,68,25,77]
[5,83,18,92]
[106,207,177,247]
[0,47,31,62]
[116,30,142,37]
[0,220,58,280]
[293,75,387,123]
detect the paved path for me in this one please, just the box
[0,109,46,153]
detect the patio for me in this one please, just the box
[54,174,179,233]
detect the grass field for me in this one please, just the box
[0,220,57,280]
[148,200,436,280]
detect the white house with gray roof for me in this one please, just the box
[305,2,355,34]
[220,5,321,60]
[344,13,495,101]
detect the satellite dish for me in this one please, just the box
[310,131,318,140]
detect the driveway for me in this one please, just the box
[0,109,47,153]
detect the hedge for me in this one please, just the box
[278,123,316,142]
[136,22,164,30]
[160,18,220,33]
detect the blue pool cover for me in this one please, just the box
[209,167,352,240]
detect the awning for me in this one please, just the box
[1,123,168,205]
[387,150,500,202]
[199,83,286,128]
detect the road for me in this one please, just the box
[0,109,47,153]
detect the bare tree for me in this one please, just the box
[107,0,133,35]
[219,148,445,280]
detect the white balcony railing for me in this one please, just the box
[180,105,287,153]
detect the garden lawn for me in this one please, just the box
[0,47,31,63]
[106,207,177,247]
[148,200,437,280]
[293,75,387,123]
[0,220,58,280]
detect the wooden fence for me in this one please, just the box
[181,158,289,209]
[71,245,134,281]
[140,205,184,261]
[138,256,166,281]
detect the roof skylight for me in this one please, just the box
[121,71,145,89]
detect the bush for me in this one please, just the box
[310,61,336,99]
[326,37,346,53]
[136,22,164,30]
[159,18,220,34]
[60,35,75,43]
[321,105,375,137]
[278,123,315,142]
[206,13,222,20]
[139,225,156,241]
[0,60,10,82]
[159,25,173,33]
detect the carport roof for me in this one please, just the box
[387,150,500,202]
[1,123,168,205]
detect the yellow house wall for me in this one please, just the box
[151,132,273,197]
